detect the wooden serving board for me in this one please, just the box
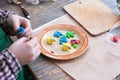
[63,0,120,36]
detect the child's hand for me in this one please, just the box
[7,14,32,38]
[8,37,41,65]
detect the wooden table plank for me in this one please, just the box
[29,55,74,80]
[0,0,77,28]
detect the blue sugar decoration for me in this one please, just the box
[59,41,63,45]
[60,37,68,43]
[54,31,63,38]
[18,26,25,35]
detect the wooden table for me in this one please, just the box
[41,14,120,80]
[29,0,120,80]
[0,0,77,80]
[30,0,120,79]
[0,0,77,29]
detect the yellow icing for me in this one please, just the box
[61,43,71,51]
[46,37,55,45]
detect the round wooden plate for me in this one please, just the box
[38,24,89,60]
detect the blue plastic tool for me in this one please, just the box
[18,26,25,35]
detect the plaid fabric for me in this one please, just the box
[0,9,9,25]
[0,49,21,80]
[0,9,15,35]
[0,9,21,80]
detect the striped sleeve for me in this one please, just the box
[0,49,21,80]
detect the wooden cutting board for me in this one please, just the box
[63,0,120,36]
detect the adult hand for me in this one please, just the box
[7,14,32,38]
[9,37,41,65]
